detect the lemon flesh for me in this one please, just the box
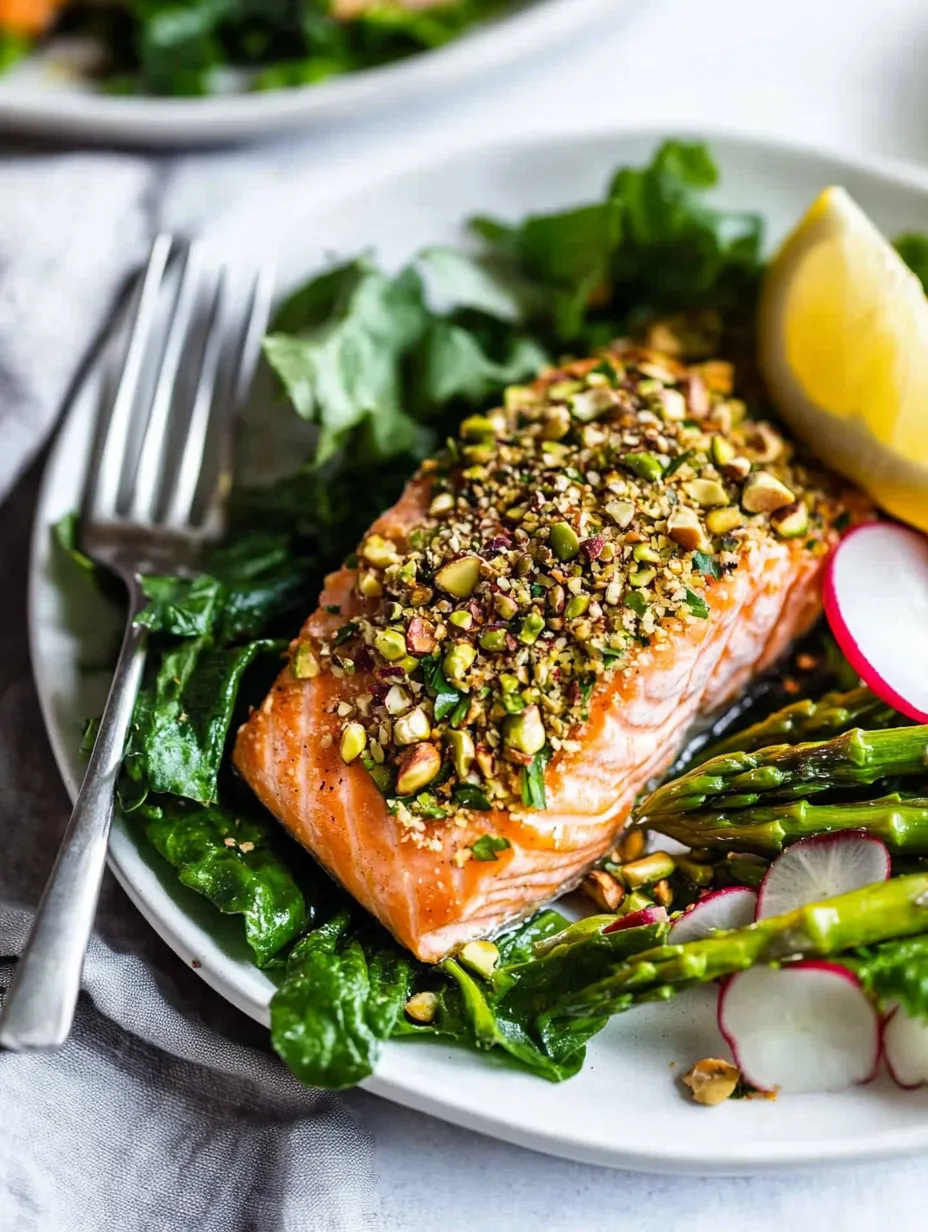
[759,186,928,532]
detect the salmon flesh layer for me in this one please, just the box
[234,345,852,962]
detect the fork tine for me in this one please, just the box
[162,266,227,530]
[199,263,276,539]
[128,241,205,524]
[86,234,173,522]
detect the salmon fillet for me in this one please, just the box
[235,345,853,962]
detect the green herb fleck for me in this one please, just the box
[683,589,710,619]
[470,834,512,861]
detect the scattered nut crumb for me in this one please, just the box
[681,1058,740,1106]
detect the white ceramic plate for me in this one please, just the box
[0,0,623,146]
[30,129,928,1172]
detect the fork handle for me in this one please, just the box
[0,602,148,1051]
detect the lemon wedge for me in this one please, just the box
[759,186,928,531]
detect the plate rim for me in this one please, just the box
[0,0,623,145]
[28,125,928,1172]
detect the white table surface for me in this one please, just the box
[22,0,928,1224]
[299,0,928,1224]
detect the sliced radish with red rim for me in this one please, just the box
[755,831,890,919]
[602,906,668,933]
[824,521,928,722]
[669,887,757,944]
[718,962,880,1093]
[883,1006,928,1089]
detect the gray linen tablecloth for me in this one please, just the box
[0,151,379,1232]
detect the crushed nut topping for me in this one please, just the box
[303,343,848,822]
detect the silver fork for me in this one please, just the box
[0,236,274,1051]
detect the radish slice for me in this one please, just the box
[718,963,880,1093]
[669,887,757,944]
[755,831,890,919]
[602,906,668,933]
[883,1006,928,1088]
[824,521,928,722]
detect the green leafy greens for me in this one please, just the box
[5,1,509,97]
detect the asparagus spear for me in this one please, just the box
[549,873,928,1020]
[698,687,896,763]
[638,725,928,820]
[639,793,928,857]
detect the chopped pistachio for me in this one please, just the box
[404,991,439,1024]
[741,471,795,514]
[771,501,809,538]
[361,534,400,568]
[706,506,744,534]
[550,522,581,561]
[622,851,676,888]
[632,544,662,563]
[541,406,572,439]
[605,499,635,528]
[621,452,664,482]
[291,642,319,680]
[395,743,441,795]
[615,828,646,862]
[435,555,481,598]
[628,566,656,588]
[374,629,408,662]
[480,628,509,652]
[502,704,546,755]
[459,413,498,441]
[459,940,500,980]
[443,642,477,686]
[393,707,431,746]
[570,385,615,422]
[519,613,546,645]
[384,685,412,716]
[667,506,708,552]
[429,492,455,518]
[582,869,626,912]
[683,478,728,508]
[565,594,590,619]
[710,435,736,468]
[722,455,752,481]
[657,388,687,421]
[358,572,384,599]
[447,729,476,777]
[339,722,366,764]
[682,1058,740,1107]
[449,609,474,631]
[493,593,519,620]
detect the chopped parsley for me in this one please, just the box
[520,748,550,810]
[470,834,512,861]
[683,589,710,619]
[692,551,720,578]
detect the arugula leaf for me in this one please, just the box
[143,800,308,966]
[263,261,431,465]
[520,747,550,810]
[122,636,284,806]
[419,321,544,406]
[469,834,511,861]
[472,140,763,349]
[270,912,414,1089]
